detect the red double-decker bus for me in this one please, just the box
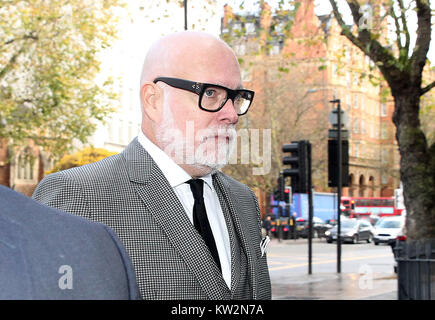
[341,197,403,218]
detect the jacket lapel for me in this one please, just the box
[122,139,230,299]
[212,172,258,299]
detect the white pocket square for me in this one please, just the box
[260,236,270,257]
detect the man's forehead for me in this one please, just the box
[142,31,242,85]
[178,59,242,89]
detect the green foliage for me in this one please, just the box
[318,65,327,71]
[0,0,124,158]
[46,146,117,174]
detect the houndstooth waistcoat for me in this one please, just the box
[33,138,271,300]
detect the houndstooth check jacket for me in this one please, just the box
[33,138,271,300]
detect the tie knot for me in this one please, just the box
[187,179,204,201]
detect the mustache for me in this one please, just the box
[197,126,237,143]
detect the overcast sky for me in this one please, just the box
[97,0,434,113]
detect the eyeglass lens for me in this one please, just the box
[201,86,251,115]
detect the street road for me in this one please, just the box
[267,238,398,299]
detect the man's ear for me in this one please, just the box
[140,82,162,123]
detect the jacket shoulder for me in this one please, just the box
[0,186,139,299]
[48,153,125,183]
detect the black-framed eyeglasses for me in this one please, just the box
[153,77,254,116]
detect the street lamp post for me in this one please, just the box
[304,87,329,275]
[329,98,342,274]
[184,0,188,30]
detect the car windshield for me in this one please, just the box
[341,220,358,228]
[377,219,403,228]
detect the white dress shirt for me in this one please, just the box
[137,132,232,289]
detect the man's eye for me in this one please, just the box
[204,89,216,97]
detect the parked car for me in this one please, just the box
[373,216,405,245]
[325,219,375,244]
[296,217,332,238]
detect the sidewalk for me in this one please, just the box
[268,238,398,300]
[271,272,398,300]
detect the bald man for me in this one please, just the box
[33,31,271,300]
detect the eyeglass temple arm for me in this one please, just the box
[153,77,202,94]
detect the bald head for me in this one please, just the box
[138,32,244,177]
[140,31,241,88]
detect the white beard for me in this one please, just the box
[193,126,236,171]
[155,101,236,172]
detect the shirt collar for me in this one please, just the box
[200,174,214,192]
[137,131,190,188]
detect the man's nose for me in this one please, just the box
[218,98,239,125]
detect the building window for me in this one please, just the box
[381,173,389,184]
[17,155,23,179]
[353,73,359,86]
[245,22,256,35]
[353,118,360,133]
[269,42,281,56]
[353,94,359,108]
[16,154,35,182]
[381,126,388,139]
[381,149,388,163]
[27,160,33,180]
[233,22,242,33]
[346,93,351,109]
[381,103,387,117]
[275,21,286,35]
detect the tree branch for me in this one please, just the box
[0,33,38,81]
[421,80,435,96]
[397,0,411,56]
[389,2,404,51]
[3,32,38,47]
[410,0,432,83]
[0,47,25,80]
[329,0,404,86]
[328,0,362,49]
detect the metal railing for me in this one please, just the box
[394,239,435,300]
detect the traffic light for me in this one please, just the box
[273,188,280,202]
[282,140,310,193]
[273,175,285,202]
[327,139,349,187]
[284,186,291,204]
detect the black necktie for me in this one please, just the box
[187,179,221,271]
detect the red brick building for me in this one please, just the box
[222,0,400,198]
